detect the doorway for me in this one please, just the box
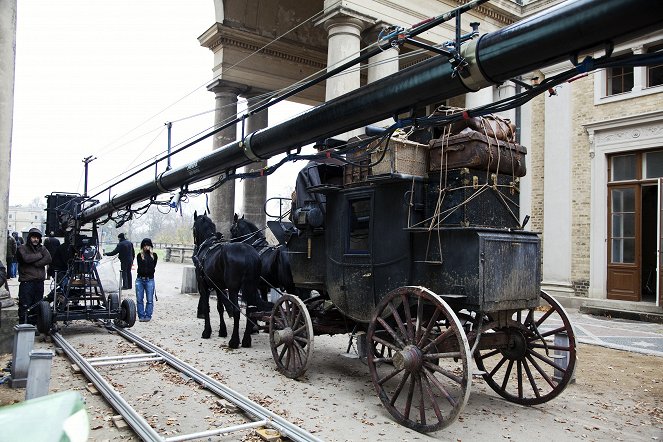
[606,150,663,303]
[641,184,657,302]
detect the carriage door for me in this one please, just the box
[341,195,375,320]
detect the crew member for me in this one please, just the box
[106,233,135,290]
[16,228,52,325]
[136,238,157,322]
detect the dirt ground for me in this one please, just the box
[1,261,661,441]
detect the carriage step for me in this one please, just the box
[439,294,467,300]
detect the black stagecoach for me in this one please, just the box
[256,120,576,432]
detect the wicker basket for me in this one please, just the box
[371,138,428,177]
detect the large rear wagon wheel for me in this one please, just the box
[474,291,577,405]
[269,294,314,379]
[367,286,471,433]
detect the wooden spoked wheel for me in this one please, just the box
[367,286,471,433]
[474,291,577,405]
[269,294,314,379]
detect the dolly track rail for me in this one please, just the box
[52,329,323,442]
[111,325,324,442]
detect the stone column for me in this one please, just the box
[207,80,248,236]
[323,16,364,101]
[541,65,573,299]
[0,0,17,307]
[364,24,399,128]
[242,90,269,229]
[464,86,494,109]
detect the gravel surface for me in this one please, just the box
[1,260,662,441]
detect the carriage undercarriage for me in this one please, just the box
[253,284,576,432]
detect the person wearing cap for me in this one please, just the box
[106,233,135,290]
[16,228,52,325]
[135,238,157,322]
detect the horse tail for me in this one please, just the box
[241,251,262,308]
[276,245,296,294]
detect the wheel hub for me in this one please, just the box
[393,345,424,372]
[501,329,528,360]
[274,327,294,346]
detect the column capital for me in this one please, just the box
[206,79,249,97]
[315,6,375,33]
[241,86,272,103]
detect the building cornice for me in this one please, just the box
[453,0,519,25]
[199,23,327,70]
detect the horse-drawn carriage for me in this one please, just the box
[223,117,577,432]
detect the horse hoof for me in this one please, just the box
[197,313,205,319]
[228,339,240,349]
[202,333,211,339]
[218,331,227,338]
[242,339,252,348]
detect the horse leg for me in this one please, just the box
[227,290,242,349]
[197,291,213,339]
[216,291,227,338]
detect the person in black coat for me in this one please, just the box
[105,233,135,289]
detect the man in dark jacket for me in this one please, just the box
[106,233,135,289]
[16,228,52,324]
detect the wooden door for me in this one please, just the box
[607,185,641,300]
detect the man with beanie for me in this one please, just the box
[106,233,135,290]
[16,228,52,325]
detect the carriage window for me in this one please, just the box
[348,198,370,253]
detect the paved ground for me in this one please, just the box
[565,310,663,357]
[2,260,662,441]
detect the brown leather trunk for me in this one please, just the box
[448,115,517,142]
[428,130,527,177]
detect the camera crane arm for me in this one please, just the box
[79,0,663,224]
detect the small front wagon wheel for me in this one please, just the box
[367,286,471,433]
[269,294,314,379]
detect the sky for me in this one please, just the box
[11,0,312,214]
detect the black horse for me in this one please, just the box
[192,211,262,348]
[230,214,306,301]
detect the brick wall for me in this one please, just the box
[528,94,546,233]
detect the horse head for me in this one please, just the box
[230,213,263,244]
[192,212,216,246]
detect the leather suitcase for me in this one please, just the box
[428,130,527,177]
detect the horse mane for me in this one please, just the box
[232,215,266,243]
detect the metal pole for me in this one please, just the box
[165,122,172,171]
[82,155,96,197]
[79,0,663,223]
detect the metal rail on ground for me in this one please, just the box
[112,325,325,442]
[51,329,324,442]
